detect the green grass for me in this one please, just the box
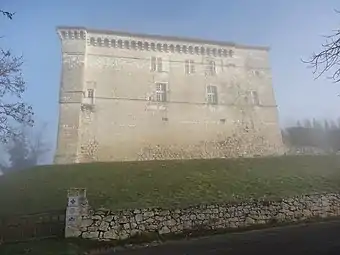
[0,238,108,255]
[1,155,340,216]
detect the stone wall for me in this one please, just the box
[137,132,285,161]
[65,189,340,242]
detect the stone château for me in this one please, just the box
[54,26,283,164]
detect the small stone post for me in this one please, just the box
[65,188,89,238]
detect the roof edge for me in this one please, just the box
[56,26,270,51]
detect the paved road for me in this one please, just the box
[110,221,340,254]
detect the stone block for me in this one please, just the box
[82,231,99,239]
[103,230,119,240]
[99,221,110,231]
[159,226,170,235]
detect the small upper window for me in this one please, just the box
[185,60,195,74]
[87,89,94,98]
[155,83,167,102]
[151,57,163,72]
[251,91,260,105]
[206,60,216,75]
[207,85,218,104]
[86,89,95,105]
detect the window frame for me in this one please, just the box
[156,57,163,72]
[151,57,163,72]
[206,85,218,105]
[206,60,216,75]
[155,82,167,102]
[86,89,95,104]
[250,90,260,105]
[87,89,94,98]
[185,59,195,74]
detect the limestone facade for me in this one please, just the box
[55,27,283,164]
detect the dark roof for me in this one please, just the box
[56,26,270,51]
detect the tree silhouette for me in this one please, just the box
[283,118,340,153]
[0,125,50,173]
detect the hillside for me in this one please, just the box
[1,155,340,216]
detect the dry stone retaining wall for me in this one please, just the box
[65,189,340,242]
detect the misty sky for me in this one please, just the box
[1,0,340,160]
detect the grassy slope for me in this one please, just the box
[0,238,107,255]
[1,155,340,216]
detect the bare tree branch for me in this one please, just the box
[303,10,340,83]
[0,10,14,20]
[0,10,34,142]
[0,49,34,142]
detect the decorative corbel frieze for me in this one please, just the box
[58,29,86,41]
[86,35,235,58]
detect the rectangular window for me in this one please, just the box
[157,57,162,72]
[84,89,95,105]
[206,60,216,75]
[151,57,163,72]
[207,85,218,104]
[155,83,167,102]
[87,89,94,98]
[251,91,259,105]
[185,60,195,74]
[151,57,156,71]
